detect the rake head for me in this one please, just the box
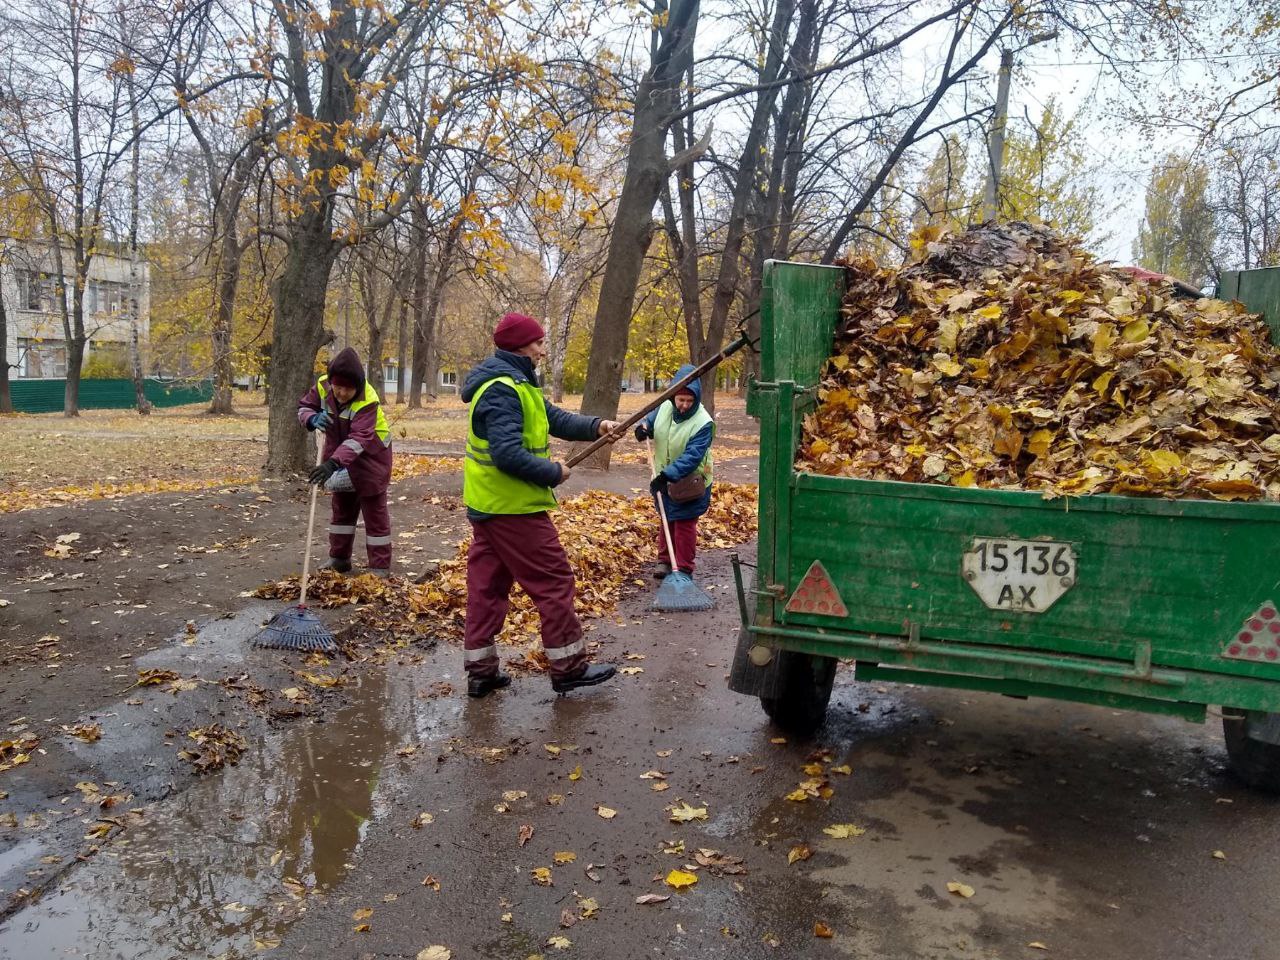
[652,571,715,612]
[250,604,338,653]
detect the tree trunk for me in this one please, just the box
[577,0,700,464]
[265,216,337,477]
[395,287,408,404]
[125,44,149,416]
[209,250,238,414]
[408,238,430,408]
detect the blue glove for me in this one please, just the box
[308,409,332,431]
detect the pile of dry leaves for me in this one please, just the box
[255,483,758,651]
[797,221,1280,500]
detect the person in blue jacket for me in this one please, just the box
[633,364,715,578]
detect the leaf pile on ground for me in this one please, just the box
[254,483,758,653]
[797,220,1280,500]
[177,724,247,773]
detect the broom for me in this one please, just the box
[251,434,339,653]
[646,439,715,613]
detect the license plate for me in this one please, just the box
[962,537,1076,613]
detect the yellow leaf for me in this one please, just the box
[547,935,572,950]
[975,304,1002,320]
[787,845,811,864]
[785,788,809,802]
[1212,850,1227,860]
[1122,318,1151,342]
[665,869,698,890]
[553,851,577,864]
[801,763,824,776]
[830,764,853,775]
[417,948,452,960]
[953,470,977,488]
[596,805,617,819]
[932,354,964,377]
[544,744,561,756]
[354,923,371,933]
[947,881,976,898]
[1092,371,1113,394]
[1027,429,1053,459]
[568,765,582,781]
[769,737,787,745]
[352,907,373,921]
[814,922,835,938]
[668,802,708,823]
[531,867,553,886]
[822,824,867,839]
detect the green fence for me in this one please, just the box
[8,378,213,414]
[1219,266,1280,343]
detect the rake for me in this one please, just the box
[646,439,715,613]
[251,436,339,653]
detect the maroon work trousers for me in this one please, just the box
[463,513,587,680]
[329,490,392,570]
[656,518,699,573]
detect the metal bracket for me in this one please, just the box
[1134,639,1153,678]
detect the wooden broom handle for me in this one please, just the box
[646,437,679,569]
[298,437,326,607]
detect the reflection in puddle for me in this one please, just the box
[0,671,399,960]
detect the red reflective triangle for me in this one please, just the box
[785,560,848,618]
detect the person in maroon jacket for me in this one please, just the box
[297,347,394,577]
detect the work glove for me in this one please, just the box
[309,459,340,486]
[308,409,332,431]
[649,473,669,495]
[634,424,651,442]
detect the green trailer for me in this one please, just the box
[729,260,1280,791]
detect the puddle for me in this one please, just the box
[0,669,405,960]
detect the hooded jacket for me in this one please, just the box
[296,347,393,496]
[461,349,601,519]
[642,364,714,521]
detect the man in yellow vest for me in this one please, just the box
[461,312,620,698]
[297,347,394,576]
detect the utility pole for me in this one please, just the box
[981,48,1014,223]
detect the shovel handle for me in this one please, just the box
[566,334,749,468]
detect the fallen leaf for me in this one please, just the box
[665,869,698,890]
[354,923,371,933]
[1027,943,1049,951]
[822,824,866,839]
[352,907,373,921]
[553,851,576,864]
[801,763,824,776]
[620,667,644,675]
[397,745,418,757]
[947,881,976,898]
[668,802,708,823]
[652,782,670,792]
[635,893,670,905]
[502,790,528,802]
[1212,850,1227,860]
[639,770,666,779]
[788,845,812,865]
[281,687,306,702]
[546,935,572,950]
[518,824,534,846]
[596,805,617,819]
[417,948,452,960]
[814,922,834,938]
[830,764,852,775]
[64,723,102,743]
[531,867,553,886]
[655,749,673,758]
[412,812,435,827]
[568,765,582,781]
[559,908,577,928]
[770,737,787,745]
[421,875,441,891]
[544,744,562,755]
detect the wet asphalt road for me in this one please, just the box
[3,548,1279,960]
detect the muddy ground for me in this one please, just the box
[1,406,1278,960]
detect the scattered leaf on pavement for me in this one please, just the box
[947,881,976,898]
[669,802,708,823]
[788,845,812,865]
[636,894,670,905]
[417,948,452,960]
[531,867,553,886]
[814,922,834,939]
[596,805,617,819]
[553,851,576,864]
[665,869,698,890]
[518,824,534,846]
[823,824,867,839]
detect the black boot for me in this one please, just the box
[652,561,672,580]
[468,672,512,699]
[322,557,352,574]
[551,663,616,694]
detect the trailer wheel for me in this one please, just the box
[1223,710,1280,794]
[760,652,837,736]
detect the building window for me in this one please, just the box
[15,270,45,311]
[383,363,397,382]
[439,370,457,387]
[16,337,67,378]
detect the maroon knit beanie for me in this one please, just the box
[493,312,546,351]
[327,346,365,390]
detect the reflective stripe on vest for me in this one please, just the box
[463,375,557,515]
[317,376,390,444]
[654,400,713,484]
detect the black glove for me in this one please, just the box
[649,473,669,495]
[309,459,339,486]
[634,424,650,442]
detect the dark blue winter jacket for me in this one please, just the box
[461,350,601,521]
[642,364,714,521]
